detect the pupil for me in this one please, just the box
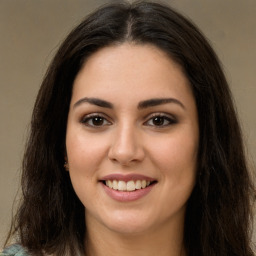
[153,117,164,126]
[93,117,103,126]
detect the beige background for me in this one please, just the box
[0,0,255,246]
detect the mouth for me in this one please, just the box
[99,174,157,202]
[101,179,157,192]
[99,173,157,192]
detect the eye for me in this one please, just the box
[80,114,111,127]
[144,114,176,127]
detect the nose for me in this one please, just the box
[108,124,145,166]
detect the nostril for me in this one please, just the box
[108,137,145,165]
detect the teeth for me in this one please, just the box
[105,180,152,191]
[106,180,113,188]
[135,180,141,189]
[141,180,146,188]
[127,181,135,191]
[118,181,126,191]
[112,180,118,190]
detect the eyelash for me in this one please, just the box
[144,113,177,127]
[80,113,177,128]
[80,113,112,127]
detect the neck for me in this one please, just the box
[85,215,186,256]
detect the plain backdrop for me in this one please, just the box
[0,0,255,245]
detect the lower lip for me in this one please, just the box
[101,182,156,202]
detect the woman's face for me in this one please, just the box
[66,43,199,235]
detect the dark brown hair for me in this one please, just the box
[6,1,255,255]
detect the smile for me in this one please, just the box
[104,180,153,191]
[100,174,157,201]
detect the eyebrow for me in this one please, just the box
[138,98,185,110]
[73,97,113,109]
[73,97,185,110]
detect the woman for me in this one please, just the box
[2,1,255,256]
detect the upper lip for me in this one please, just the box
[100,173,156,182]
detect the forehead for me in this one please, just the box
[77,43,183,81]
[71,43,194,106]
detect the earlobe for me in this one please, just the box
[64,156,69,171]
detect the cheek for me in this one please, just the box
[149,133,198,171]
[65,133,102,200]
[147,127,199,201]
[66,138,100,209]
[66,131,108,172]
[142,130,198,221]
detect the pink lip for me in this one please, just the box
[101,182,156,202]
[100,173,155,182]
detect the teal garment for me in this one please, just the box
[0,244,30,256]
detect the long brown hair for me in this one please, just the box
[6,1,255,255]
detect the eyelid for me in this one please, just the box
[80,112,112,127]
[79,112,177,128]
[143,112,177,127]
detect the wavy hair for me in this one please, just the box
[6,1,255,255]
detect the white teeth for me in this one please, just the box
[118,181,126,191]
[127,181,135,191]
[141,180,146,189]
[105,180,152,191]
[112,180,118,190]
[106,180,113,188]
[135,180,141,189]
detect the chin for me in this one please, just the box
[101,210,154,235]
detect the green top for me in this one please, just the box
[0,244,29,256]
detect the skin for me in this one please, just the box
[66,43,199,256]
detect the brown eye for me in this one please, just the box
[145,114,176,127]
[91,116,104,126]
[152,116,165,126]
[81,115,111,127]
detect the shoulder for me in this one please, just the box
[0,244,30,256]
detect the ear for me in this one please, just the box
[64,156,69,171]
